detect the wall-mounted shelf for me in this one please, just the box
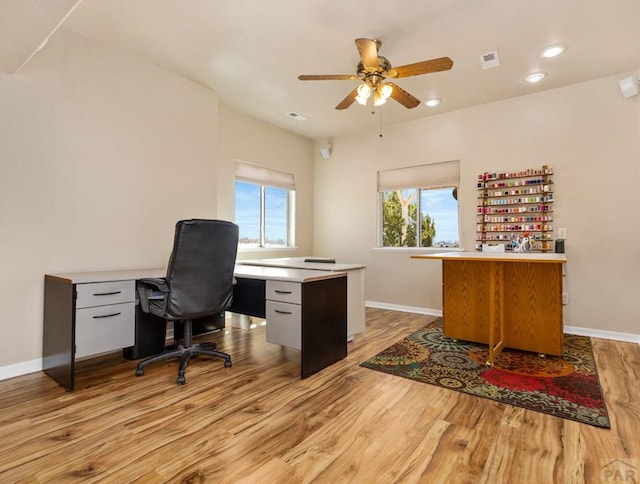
[476,166,554,252]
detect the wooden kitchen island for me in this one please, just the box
[412,251,567,365]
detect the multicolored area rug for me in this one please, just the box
[361,319,610,428]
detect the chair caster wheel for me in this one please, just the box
[224,360,232,368]
[136,368,144,377]
[177,376,186,385]
[485,361,493,368]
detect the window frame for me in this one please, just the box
[234,161,296,250]
[377,161,462,251]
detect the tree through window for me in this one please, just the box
[378,161,460,248]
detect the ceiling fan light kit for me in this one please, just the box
[355,83,372,105]
[298,38,453,110]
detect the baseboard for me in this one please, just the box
[365,301,640,344]
[365,300,442,317]
[0,358,42,382]
[564,325,640,344]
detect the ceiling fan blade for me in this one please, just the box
[387,82,421,109]
[355,38,379,69]
[388,57,454,78]
[298,74,358,81]
[335,87,359,110]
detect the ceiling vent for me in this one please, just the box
[480,50,501,69]
[287,112,307,120]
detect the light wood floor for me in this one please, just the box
[1,308,638,483]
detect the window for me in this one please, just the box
[378,161,460,248]
[235,161,295,248]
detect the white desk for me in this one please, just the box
[43,266,347,390]
[237,257,366,339]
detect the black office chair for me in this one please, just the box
[135,219,239,385]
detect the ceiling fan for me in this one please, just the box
[298,38,453,110]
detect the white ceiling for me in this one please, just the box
[0,0,80,72]
[3,0,640,140]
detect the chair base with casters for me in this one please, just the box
[135,318,232,385]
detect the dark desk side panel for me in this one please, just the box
[43,276,75,391]
[301,276,347,378]
[123,307,167,360]
[228,277,266,318]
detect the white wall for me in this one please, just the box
[0,28,315,371]
[313,72,640,336]
[0,29,220,367]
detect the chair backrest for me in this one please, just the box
[164,219,239,319]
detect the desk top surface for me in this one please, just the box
[233,264,346,282]
[411,251,567,263]
[45,268,166,284]
[238,257,366,271]
[46,264,346,285]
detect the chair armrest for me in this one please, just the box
[138,278,169,292]
[137,278,168,313]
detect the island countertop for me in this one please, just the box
[411,251,567,264]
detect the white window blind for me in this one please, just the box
[236,161,296,191]
[377,160,460,191]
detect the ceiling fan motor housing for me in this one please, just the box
[357,56,391,85]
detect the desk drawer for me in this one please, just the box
[76,280,135,309]
[266,301,301,350]
[75,302,135,358]
[266,281,301,304]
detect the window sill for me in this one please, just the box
[238,246,299,253]
[372,246,464,254]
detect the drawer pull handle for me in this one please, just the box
[93,291,122,296]
[274,309,293,315]
[93,312,122,319]
[274,290,293,294]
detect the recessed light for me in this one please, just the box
[525,72,547,84]
[539,44,566,59]
[425,98,441,107]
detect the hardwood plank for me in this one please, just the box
[0,308,637,483]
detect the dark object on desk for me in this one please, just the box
[555,239,565,253]
[135,219,239,385]
[304,257,336,263]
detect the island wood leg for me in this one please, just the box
[487,261,505,366]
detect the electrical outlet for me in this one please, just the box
[562,292,569,305]
[558,227,567,239]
